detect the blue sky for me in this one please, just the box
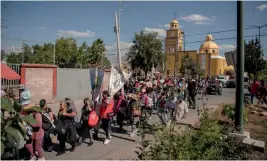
[1,1,267,63]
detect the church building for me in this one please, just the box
[165,18,228,77]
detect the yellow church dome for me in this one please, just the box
[170,19,179,24]
[199,34,219,50]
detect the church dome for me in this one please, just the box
[199,34,219,50]
[170,19,179,24]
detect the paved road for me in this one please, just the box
[44,88,236,160]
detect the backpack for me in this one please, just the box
[88,111,99,127]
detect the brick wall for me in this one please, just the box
[21,64,57,103]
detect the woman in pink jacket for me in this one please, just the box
[25,110,45,161]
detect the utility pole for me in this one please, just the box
[115,12,124,94]
[116,0,123,65]
[247,24,267,43]
[53,40,56,65]
[235,0,244,133]
[21,40,24,64]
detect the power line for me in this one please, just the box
[184,25,267,37]
[185,33,267,44]
[2,37,48,44]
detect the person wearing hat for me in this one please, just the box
[127,94,140,137]
[1,88,7,98]
[40,99,54,152]
[19,84,31,107]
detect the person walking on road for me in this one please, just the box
[40,99,55,152]
[174,99,189,121]
[78,98,94,146]
[250,79,259,104]
[99,90,114,145]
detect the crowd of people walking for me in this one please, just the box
[1,73,266,161]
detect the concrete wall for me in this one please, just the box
[56,68,91,100]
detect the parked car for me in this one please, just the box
[207,83,222,95]
[226,80,236,88]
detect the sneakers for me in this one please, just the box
[129,129,137,137]
[104,139,110,145]
[38,157,45,161]
[29,156,36,161]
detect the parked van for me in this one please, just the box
[225,75,249,89]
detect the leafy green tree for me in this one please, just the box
[1,49,6,61]
[126,31,164,76]
[180,54,203,77]
[244,38,266,79]
[55,37,78,68]
[5,37,111,68]
[6,52,22,64]
[224,68,235,76]
[258,60,267,80]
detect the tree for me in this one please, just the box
[5,37,111,68]
[55,37,78,68]
[1,49,6,61]
[244,38,266,79]
[224,67,235,76]
[126,31,164,76]
[258,60,267,80]
[87,39,106,66]
[180,54,203,77]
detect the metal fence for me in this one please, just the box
[1,63,21,89]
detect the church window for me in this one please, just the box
[175,25,177,28]
[169,48,171,53]
[205,50,208,53]
[172,47,175,53]
[212,50,215,53]
[172,25,174,27]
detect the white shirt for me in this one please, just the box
[174,101,189,120]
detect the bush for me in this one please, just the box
[136,108,251,160]
[1,97,43,160]
[221,103,248,126]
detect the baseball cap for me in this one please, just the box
[39,99,46,107]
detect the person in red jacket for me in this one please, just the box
[250,79,259,104]
[100,90,114,145]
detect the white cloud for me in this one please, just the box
[180,14,215,25]
[105,42,134,64]
[164,24,169,28]
[57,30,95,37]
[143,27,165,37]
[39,26,48,30]
[219,45,236,49]
[256,4,267,11]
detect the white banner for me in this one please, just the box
[109,64,132,96]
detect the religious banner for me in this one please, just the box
[109,64,132,96]
[89,68,105,102]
